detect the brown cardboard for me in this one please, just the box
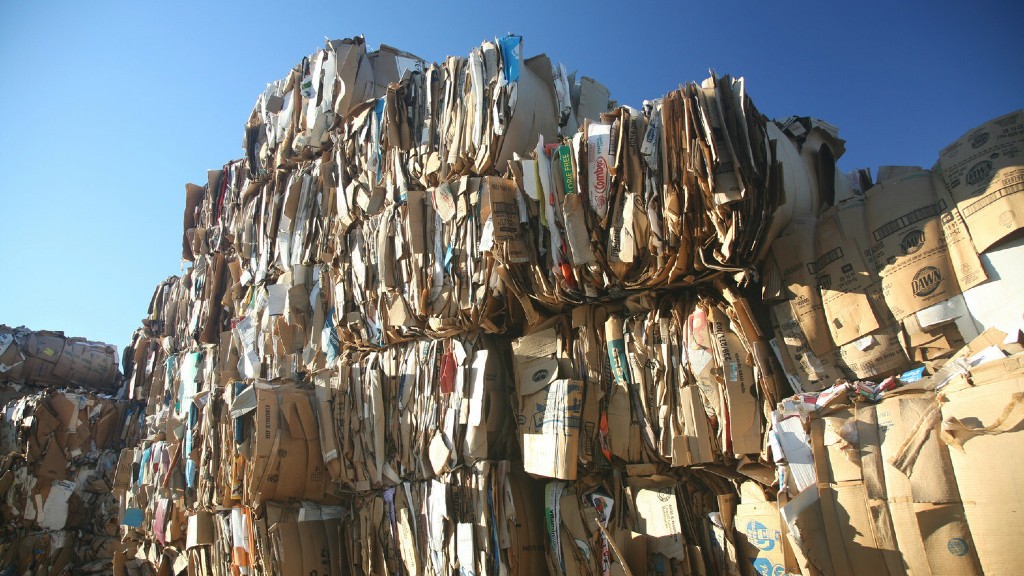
[937,109,1024,252]
[33,401,61,437]
[605,315,643,463]
[674,385,716,466]
[558,487,595,573]
[298,519,332,576]
[481,176,529,262]
[898,294,979,362]
[866,171,961,320]
[936,183,989,295]
[513,327,584,479]
[771,303,845,391]
[183,183,205,262]
[186,511,215,550]
[249,386,280,502]
[876,394,982,575]
[709,306,760,455]
[520,379,582,480]
[368,44,423,93]
[495,54,559,168]
[506,471,549,576]
[816,202,880,346]
[836,323,909,381]
[612,529,648,576]
[0,333,22,369]
[37,437,68,480]
[810,408,900,575]
[735,500,793,576]
[771,219,834,357]
[247,385,330,503]
[572,306,605,467]
[816,194,909,381]
[327,37,374,117]
[575,76,611,124]
[940,354,1024,575]
[631,482,687,561]
[22,333,65,364]
[269,520,304,576]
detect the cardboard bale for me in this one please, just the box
[500,73,777,309]
[0,325,120,392]
[333,461,543,576]
[0,389,131,573]
[512,290,770,478]
[316,334,516,490]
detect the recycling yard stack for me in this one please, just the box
[56,34,1024,575]
[0,326,140,574]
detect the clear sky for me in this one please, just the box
[0,0,1021,357]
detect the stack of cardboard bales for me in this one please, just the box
[113,34,788,576]
[0,328,134,575]
[114,35,594,576]
[112,32,1024,576]
[744,112,1024,575]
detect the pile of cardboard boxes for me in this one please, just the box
[110,33,1023,576]
[0,327,134,574]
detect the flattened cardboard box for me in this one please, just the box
[940,354,1024,576]
[836,323,908,382]
[817,198,911,380]
[248,385,328,503]
[807,406,902,576]
[876,394,982,575]
[938,109,1024,252]
[513,327,582,480]
[520,378,582,480]
[771,302,845,392]
[770,219,834,357]
[709,306,761,456]
[866,171,962,320]
[816,201,879,346]
[735,499,798,576]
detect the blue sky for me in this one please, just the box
[0,0,1021,356]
